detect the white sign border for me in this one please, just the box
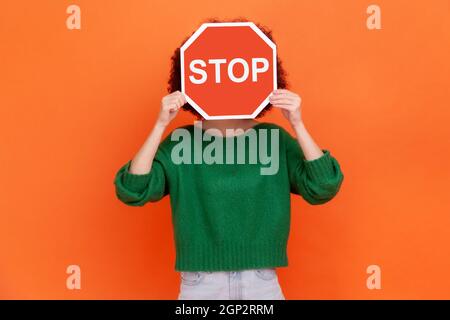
[180,22,277,120]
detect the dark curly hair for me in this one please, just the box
[167,18,289,119]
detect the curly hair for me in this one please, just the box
[167,18,289,119]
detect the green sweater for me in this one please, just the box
[114,122,344,271]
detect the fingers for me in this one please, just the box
[269,96,300,105]
[272,89,291,94]
[162,98,180,111]
[271,89,301,101]
[270,96,300,112]
[269,90,301,110]
[272,89,298,97]
[269,98,295,105]
[169,90,187,105]
[172,92,187,110]
[271,104,297,111]
[163,91,187,111]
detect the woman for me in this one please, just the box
[114,21,344,300]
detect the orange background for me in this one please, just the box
[1,0,450,299]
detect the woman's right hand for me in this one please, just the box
[129,91,186,175]
[156,91,186,127]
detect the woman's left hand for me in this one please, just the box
[269,89,302,128]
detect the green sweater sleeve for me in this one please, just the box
[114,149,169,206]
[283,128,344,205]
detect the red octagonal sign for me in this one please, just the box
[181,22,277,120]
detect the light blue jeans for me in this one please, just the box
[177,268,285,300]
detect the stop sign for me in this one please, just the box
[180,22,277,120]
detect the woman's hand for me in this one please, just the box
[269,89,302,128]
[270,89,324,161]
[157,91,186,127]
[129,91,185,175]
